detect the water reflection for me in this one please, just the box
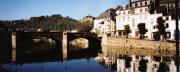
[95,54,177,72]
[1,46,179,72]
[0,33,179,72]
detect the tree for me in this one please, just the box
[1,14,83,32]
[137,23,147,39]
[138,58,148,72]
[156,17,166,40]
[77,21,93,32]
[124,25,131,38]
[157,62,167,72]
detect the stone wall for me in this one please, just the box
[106,37,177,51]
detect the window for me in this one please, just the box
[153,26,156,29]
[145,2,147,5]
[140,9,143,12]
[166,23,169,28]
[140,2,142,6]
[123,12,126,15]
[135,3,138,7]
[119,12,121,15]
[154,64,158,68]
[151,21,153,24]
[128,11,130,14]
[145,8,148,11]
[166,17,169,20]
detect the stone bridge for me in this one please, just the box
[66,33,102,59]
[9,32,102,62]
[15,32,62,49]
[67,33,101,49]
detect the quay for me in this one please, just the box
[100,36,180,57]
[106,37,178,51]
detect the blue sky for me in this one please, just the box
[0,0,131,20]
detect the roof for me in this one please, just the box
[131,0,149,3]
[115,6,123,11]
[117,0,150,11]
[159,0,175,4]
[97,8,116,19]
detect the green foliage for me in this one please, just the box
[1,14,95,33]
[1,14,82,32]
[124,25,131,38]
[157,17,166,34]
[137,23,147,39]
[156,17,166,40]
[77,21,93,32]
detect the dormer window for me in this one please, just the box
[135,3,138,7]
[145,2,147,5]
[142,1,145,6]
[140,2,142,6]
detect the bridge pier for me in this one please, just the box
[12,33,16,49]
[11,32,16,62]
[62,32,67,60]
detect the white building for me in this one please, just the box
[115,0,180,40]
[93,18,115,35]
[162,16,180,40]
[116,0,152,38]
[116,55,177,72]
[93,8,116,36]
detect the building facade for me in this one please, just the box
[80,15,95,23]
[92,8,116,36]
[116,0,154,38]
[95,54,176,72]
[115,0,180,40]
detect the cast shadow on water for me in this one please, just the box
[0,47,178,72]
[0,32,104,72]
[0,32,179,72]
[15,33,63,63]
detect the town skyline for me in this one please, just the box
[0,0,140,20]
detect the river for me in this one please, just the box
[0,33,179,72]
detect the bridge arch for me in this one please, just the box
[67,33,102,51]
[15,32,63,62]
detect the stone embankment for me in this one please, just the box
[105,37,178,51]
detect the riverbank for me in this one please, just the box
[106,37,178,51]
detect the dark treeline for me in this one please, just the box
[0,14,93,32]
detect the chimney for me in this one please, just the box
[129,0,134,14]
[129,0,132,8]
